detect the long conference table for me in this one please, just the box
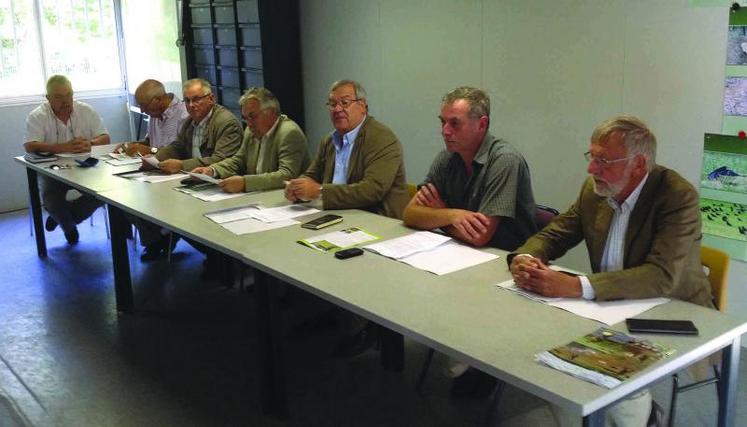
[15,155,747,426]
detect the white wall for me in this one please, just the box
[1,94,131,212]
[299,0,746,320]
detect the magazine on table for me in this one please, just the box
[535,327,674,389]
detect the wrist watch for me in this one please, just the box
[150,146,158,154]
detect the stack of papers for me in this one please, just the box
[102,152,141,166]
[364,231,499,275]
[203,204,319,235]
[496,272,669,325]
[116,170,187,183]
[174,182,247,202]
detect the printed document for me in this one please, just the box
[496,270,669,325]
[220,218,298,235]
[363,231,451,259]
[398,241,499,275]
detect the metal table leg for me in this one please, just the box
[255,269,287,419]
[107,204,134,314]
[718,335,741,427]
[26,168,47,258]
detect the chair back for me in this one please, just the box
[535,204,559,229]
[700,245,729,312]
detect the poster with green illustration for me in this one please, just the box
[700,134,747,244]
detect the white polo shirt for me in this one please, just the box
[26,100,108,144]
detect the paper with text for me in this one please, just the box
[363,231,451,259]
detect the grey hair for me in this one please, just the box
[442,86,490,119]
[329,79,367,103]
[591,115,657,172]
[238,87,281,113]
[183,78,213,96]
[46,75,73,95]
[135,79,166,102]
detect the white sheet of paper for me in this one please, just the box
[398,241,499,275]
[139,154,160,168]
[204,205,262,224]
[250,204,320,222]
[191,187,246,202]
[221,218,298,235]
[56,152,88,158]
[105,157,141,166]
[363,231,451,259]
[90,144,116,157]
[188,171,221,184]
[496,277,669,325]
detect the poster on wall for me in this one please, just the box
[700,134,747,259]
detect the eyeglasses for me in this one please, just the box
[583,151,635,167]
[325,98,361,110]
[184,94,211,105]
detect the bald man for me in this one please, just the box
[122,79,189,156]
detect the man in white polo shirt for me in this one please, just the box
[24,75,110,244]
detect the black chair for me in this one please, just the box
[535,204,559,229]
[415,204,560,395]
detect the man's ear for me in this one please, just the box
[479,116,489,132]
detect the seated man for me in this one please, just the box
[403,86,536,250]
[403,86,537,397]
[510,115,712,426]
[285,79,409,358]
[191,87,309,193]
[24,75,110,244]
[135,78,242,261]
[122,79,189,155]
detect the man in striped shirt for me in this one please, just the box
[122,79,189,155]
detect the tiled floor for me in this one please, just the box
[0,209,744,426]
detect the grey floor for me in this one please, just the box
[0,208,744,427]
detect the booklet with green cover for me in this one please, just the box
[535,327,674,388]
[298,227,379,253]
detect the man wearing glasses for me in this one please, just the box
[191,87,309,193]
[285,79,409,218]
[151,78,242,173]
[24,74,110,244]
[509,115,712,426]
[285,79,409,358]
[135,78,242,262]
[121,79,189,156]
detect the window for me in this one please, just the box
[0,0,123,98]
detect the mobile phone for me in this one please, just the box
[625,318,699,335]
[301,214,343,230]
[75,157,99,168]
[334,247,363,259]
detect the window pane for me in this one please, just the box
[39,0,123,91]
[0,0,45,97]
[121,0,181,95]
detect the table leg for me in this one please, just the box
[255,269,287,418]
[718,335,741,427]
[26,168,47,258]
[583,409,605,427]
[107,204,134,314]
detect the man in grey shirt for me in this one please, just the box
[403,86,537,397]
[403,86,536,251]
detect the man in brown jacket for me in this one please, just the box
[510,115,712,426]
[286,79,409,360]
[285,79,409,219]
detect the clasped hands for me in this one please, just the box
[509,255,582,298]
[70,137,92,153]
[284,177,321,202]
